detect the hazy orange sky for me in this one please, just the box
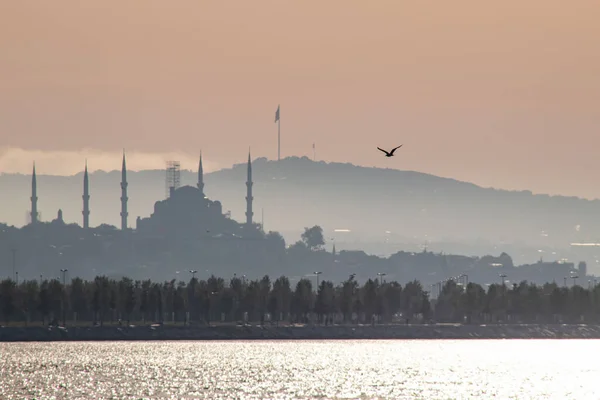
[1,0,599,198]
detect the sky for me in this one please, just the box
[1,0,599,198]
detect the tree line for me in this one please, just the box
[0,274,598,326]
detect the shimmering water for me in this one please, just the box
[0,340,598,399]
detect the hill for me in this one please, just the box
[0,157,598,260]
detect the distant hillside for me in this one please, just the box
[1,156,598,251]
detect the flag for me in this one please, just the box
[274,105,280,123]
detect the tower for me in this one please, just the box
[165,161,181,198]
[197,151,205,196]
[30,163,38,224]
[120,152,128,230]
[82,160,90,229]
[245,150,253,226]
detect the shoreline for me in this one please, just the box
[2,323,600,342]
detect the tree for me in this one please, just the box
[462,283,485,323]
[243,280,261,322]
[70,277,87,322]
[550,287,567,321]
[420,292,432,320]
[266,231,286,251]
[21,280,40,325]
[361,279,379,321]
[38,282,51,325]
[118,277,136,324]
[149,283,163,323]
[93,276,110,326]
[315,280,336,324]
[109,285,117,323]
[0,279,16,325]
[381,282,402,322]
[270,276,292,324]
[187,278,197,323]
[173,282,187,323]
[402,280,424,321]
[301,225,325,251]
[229,275,244,321]
[258,275,271,324]
[4,272,600,326]
[139,280,150,323]
[338,274,359,323]
[292,279,313,323]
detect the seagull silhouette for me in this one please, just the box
[377,145,403,157]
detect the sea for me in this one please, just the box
[0,340,597,399]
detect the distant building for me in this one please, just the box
[82,161,90,229]
[24,150,258,240]
[11,153,592,285]
[120,152,128,230]
[134,150,258,238]
[579,261,587,278]
[30,163,38,225]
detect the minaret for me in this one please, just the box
[197,151,205,196]
[245,150,253,226]
[30,162,38,224]
[120,151,128,230]
[82,160,90,229]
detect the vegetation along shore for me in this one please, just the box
[2,272,600,341]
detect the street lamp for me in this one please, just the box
[571,274,579,287]
[189,270,198,280]
[11,248,16,282]
[313,271,322,289]
[60,269,68,327]
[60,269,68,286]
[499,273,507,286]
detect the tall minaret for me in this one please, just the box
[82,160,90,229]
[120,151,128,230]
[197,151,205,196]
[30,162,38,224]
[245,150,253,226]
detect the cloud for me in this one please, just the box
[0,147,219,175]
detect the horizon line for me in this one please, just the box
[0,148,595,201]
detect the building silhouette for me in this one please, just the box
[120,152,128,231]
[30,163,38,225]
[245,150,253,227]
[23,151,256,238]
[135,152,256,239]
[197,151,205,196]
[5,151,268,280]
[82,160,90,229]
[4,152,593,286]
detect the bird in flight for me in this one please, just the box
[377,145,403,157]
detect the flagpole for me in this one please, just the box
[275,104,281,161]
